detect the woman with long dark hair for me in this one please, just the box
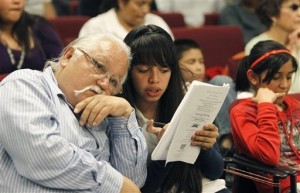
[0,0,63,74]
[122,24,229,193]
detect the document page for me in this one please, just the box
[151,80,230,164]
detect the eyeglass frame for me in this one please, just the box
[76,48,122,95]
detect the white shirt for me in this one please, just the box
[79,8,174,40]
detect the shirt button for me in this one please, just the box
[121,124,125,129]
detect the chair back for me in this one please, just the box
[48,16,90,46]
[172,26,244,71]
[0,73,9,81]
[151,11,186,28]
[204,13,220,25]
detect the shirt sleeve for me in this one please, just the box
[230,101,281,165]
[0,75,146,192]
[195,143,224,180]
[106,111,148,188]
[34,20,64,59]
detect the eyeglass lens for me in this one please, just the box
[77,48,121,95]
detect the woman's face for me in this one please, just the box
[130,64,171,105]
[274,0,300,33]
[178,48,206,82]
[0,0,24,24]
[119,0,152,27]
[255,59,295,104]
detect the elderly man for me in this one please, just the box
[0,34,147,192]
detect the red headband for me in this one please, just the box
[250,49,291,69]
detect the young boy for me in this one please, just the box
[174,38,237,155]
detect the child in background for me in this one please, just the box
[174,39,237,155]
[231,40,300,192]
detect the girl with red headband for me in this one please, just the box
[231,40,300,193]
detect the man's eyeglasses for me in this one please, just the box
[77,48,122,95]
[286,3,300,12]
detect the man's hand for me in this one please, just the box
[120,176,141,193]
[74,95,133,127]
[191,124,219,150]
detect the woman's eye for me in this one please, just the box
[161,68,170,73]
[138,68,150,73]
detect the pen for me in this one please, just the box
[153,122,166,127]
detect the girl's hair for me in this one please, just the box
[174,38,202,62]
[255,0,285,28]
[123,25,202,193]
[0,11,58,54]
[162,162,202,193]
[235,40,298,92]
[123,24,185,123]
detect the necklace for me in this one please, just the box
[6,46,25,69]
[0,30,25,69]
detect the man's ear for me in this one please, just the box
[247,69,259,86]
[61,46,75,67]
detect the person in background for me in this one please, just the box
[122,24,229,193]
[0,33,147,193]
[25,0,57,19]
[231,40,300,193]
[155,0,226,27]
[244,0,300,93]
[78,0,173,40]
[0,0,63,74]
[174,38,237,156]
[219,0,267,44]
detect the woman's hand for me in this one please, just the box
[146,120,169,141]
[191,124,219,150]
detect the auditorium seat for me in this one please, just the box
[204,13,220,25]
[48,16,90,46]
[151,11,186,28]
[172,26,244,79]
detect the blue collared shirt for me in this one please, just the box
[0,67,147,192]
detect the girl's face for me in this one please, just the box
[131,64,171,105]
[178,48,205,82]
[274,0,300,33]
[0,0,24,24]
[255,59,295,104]
[119,0,152,27]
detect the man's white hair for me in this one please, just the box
[48,33,131,84]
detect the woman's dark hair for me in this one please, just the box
[255,0,285,28]
[0,11,57,54]
[123,24,185,123]
[174,38,202,62]
[235,40,298,92]
[123,25,202,193]
[162,162,202,193]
